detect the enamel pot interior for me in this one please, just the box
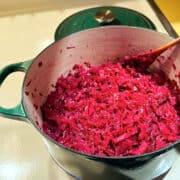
[23,26,180,162]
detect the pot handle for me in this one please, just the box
[0,60,32,121]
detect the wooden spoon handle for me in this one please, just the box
[153,37,180,55]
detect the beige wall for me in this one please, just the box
[0,0,68,16]
[0,0,179,34]
[0,0,118,16]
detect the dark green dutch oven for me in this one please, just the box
[0,26,179,180]
[54,6,156,40]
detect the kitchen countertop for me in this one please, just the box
[0,0,179,179]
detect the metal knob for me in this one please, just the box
[95,9,115,24]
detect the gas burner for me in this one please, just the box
[116,149,177,180]
[60,149,177,180]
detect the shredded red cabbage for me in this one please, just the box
[42,61,180,157]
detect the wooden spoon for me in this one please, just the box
[124,37,180,70]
